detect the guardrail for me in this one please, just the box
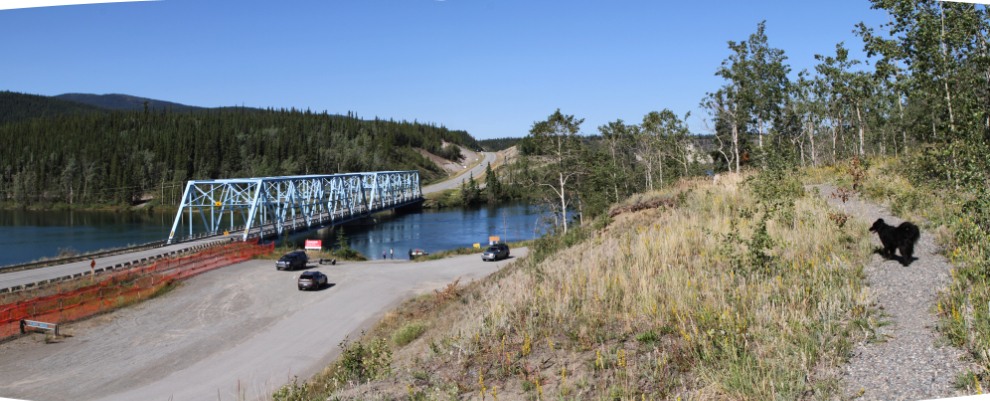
[0,237,237,294]
[0,222,255,275]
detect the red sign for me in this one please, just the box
[304,240,322,250]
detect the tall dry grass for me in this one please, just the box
[386,173,874,400]
[289,171,877,401]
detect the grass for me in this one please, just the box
[422,188,466,209]
[392,322,428,346]
[272,168,880,400]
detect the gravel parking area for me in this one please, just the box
[0,249,526,401]
[813,185,969,400]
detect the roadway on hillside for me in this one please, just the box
[0,249,527,401]
[422,151,496,194]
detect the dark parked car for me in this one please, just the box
[276,251,309,271]
[481,244,510,261]
[298,271,327,291]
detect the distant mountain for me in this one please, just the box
[0,91,108,124]
[54,93,263,114]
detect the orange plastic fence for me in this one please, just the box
[0,239,274,338]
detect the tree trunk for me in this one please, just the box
[856,105,865,156]
[559,172,568,233]
[732,121,740,174]
[757,119,767,170]
[808,120,817,167]
[940,4,957,134]
[645,160,653,191]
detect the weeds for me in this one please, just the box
[279,171,877,400]
[393,322,427,347]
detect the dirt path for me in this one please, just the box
[0,249,527,401]
[813,185,969,400]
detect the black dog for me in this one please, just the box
[869,218,920,265]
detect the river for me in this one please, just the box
[0,201,548,266]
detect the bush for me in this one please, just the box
[392,322,427,346]
[635,330,660,344]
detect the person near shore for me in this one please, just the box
[390,248,393,259]
[408,249,413,260]
[383,250,387,260]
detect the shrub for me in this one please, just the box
[338,337,392,380]
[635,330,660,344]
[392,322,427,346]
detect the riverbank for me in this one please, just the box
[0,200,179,214]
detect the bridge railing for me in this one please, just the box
[167,171,422,244]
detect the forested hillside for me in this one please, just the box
[0,91,107,124]
[0,107,477,206]
[477,137,520,152]
[55,93,263,114]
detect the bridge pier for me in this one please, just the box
[394,199,424,214]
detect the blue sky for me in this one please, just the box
[1,0,889,139]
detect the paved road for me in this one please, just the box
[0,236,235,291]
[0,249,526,401]
[422,151,496,194]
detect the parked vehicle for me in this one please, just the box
[276,251,309,271]
[409,249,429,260]
[481,244,510,261]
[298,271,327,291]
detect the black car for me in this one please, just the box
[481,244,510,261]
[276,251,309,271]
[298,271,327,291]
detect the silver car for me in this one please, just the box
[481,244,509,261]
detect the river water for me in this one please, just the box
[0,201,547,266]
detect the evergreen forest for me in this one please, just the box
[0,91,107,125]
[0,94,480,207]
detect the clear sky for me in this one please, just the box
[1,0,890,139]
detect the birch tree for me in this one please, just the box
[528,109,584,234]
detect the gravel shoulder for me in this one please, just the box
[0,248,527,401]
[812,185,969,400]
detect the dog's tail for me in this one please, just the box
[899,222,920,244]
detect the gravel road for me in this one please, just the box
[0,248,527,401]
[422,152,495,194]
[813,185,969,400]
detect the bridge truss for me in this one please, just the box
[166,171,422,244]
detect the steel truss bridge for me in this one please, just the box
[167,171,422,244]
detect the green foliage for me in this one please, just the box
[334,227,349,252]
[635,330,660,344]
[746,167,804,205]
[338,336,393,380]
[0,107,474,206]
[391,322,427,346]
[0,91,107,124]
[477,137,521,152]
[460,172,481,205]
[271,376,308,401]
